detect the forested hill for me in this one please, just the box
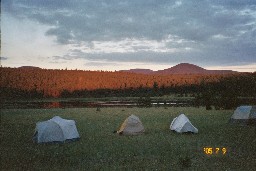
[0,67,252,98]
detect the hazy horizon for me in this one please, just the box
[3,62,255,73]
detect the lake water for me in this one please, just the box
[1,100,195,109]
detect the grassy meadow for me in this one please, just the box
[1,107,256,170]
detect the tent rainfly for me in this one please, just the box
[230,106,256,125]
[33,116,80,143]
[170,114,198,133]
[116,115,145,135]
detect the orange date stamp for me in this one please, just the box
[203,147,227,155]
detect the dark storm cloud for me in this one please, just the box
[3,0,256,66]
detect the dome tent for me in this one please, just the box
[230,106,256,125]
[116,115,145,135]
[170,114,198,133]
[33,116,80,143]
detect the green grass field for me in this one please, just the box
[1,107,255,170]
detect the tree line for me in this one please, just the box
[1,67,255,109]
[0,67,220,98]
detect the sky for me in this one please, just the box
[1,0,256,72]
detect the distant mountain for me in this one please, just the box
[154,63,237,75]
[119,69,154,74]
[155,63,205,75]
[119,63,237,75]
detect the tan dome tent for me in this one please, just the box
[230,106,256,125]
[116,115,145,135]
[33,116,80,143]
[170,114,198,133]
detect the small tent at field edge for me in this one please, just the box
[230,106,256,125]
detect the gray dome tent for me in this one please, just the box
[33,116,80,143]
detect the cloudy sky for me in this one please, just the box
[1,0,256,72]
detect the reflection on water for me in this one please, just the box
[1,100,194,109]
